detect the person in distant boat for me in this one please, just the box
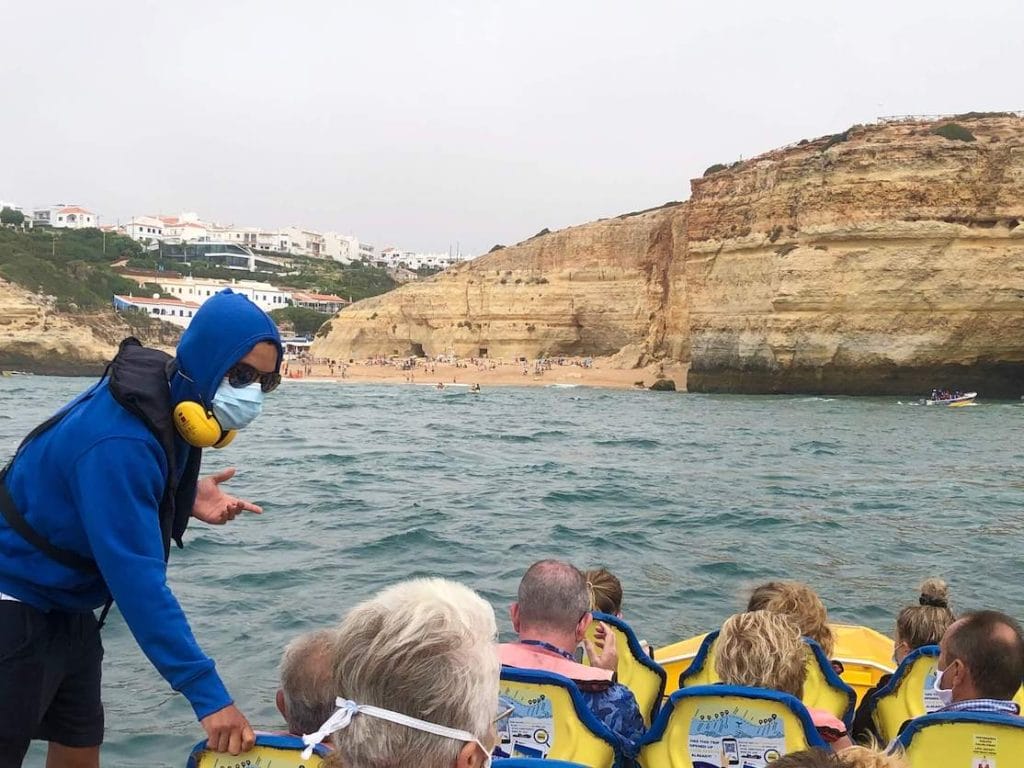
[499,559,646,758]
[277,629,338,742]
[0,289,282,767]
[852,579,955,744]
[715,611,853,750]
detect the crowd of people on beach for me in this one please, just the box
[258,566,1023,768]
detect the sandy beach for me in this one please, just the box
[280,357,689,391]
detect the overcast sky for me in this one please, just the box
[2,1,1018,255]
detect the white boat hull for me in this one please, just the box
[925,392,977,406]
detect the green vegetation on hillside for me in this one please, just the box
[278,260,397,302]
[1,207,26,226]
[0,227,141,310]
[931,123,976,142]
[269,305,332,336]
[1,226,399,314]
[128,249,397,303]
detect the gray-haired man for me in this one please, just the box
[277,629,337,739]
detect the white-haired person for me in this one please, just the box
[300,578,499,768]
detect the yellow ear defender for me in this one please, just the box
[173,401,237,449]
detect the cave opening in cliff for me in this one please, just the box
[479,347,488,357]
[410,342,425,358]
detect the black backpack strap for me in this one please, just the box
[0,465,100,575]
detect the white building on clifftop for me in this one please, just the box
[33,204,98,229]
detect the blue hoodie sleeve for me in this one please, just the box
[71,435,233,720]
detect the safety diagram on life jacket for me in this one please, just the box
[688,705,786,768]
[494,689,554,760]
[972,733,997,768]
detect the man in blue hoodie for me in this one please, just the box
[0,289,282,768]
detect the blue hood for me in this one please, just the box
[174,289,282,404]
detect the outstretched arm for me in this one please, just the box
[192,467,262,525]
[73,438,253,753]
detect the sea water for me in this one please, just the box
[2,377,1021,766]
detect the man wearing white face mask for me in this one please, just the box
[0,288,282,767]
[928,609,1024,718]
[302,578,499,768]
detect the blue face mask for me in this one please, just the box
[212,380,263,430]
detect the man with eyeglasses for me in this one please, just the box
[0,289,281,768]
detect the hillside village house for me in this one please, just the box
[322,232,360,264]
[291,291,348,313]
[112,294,201,328]
[126,216,164,240]
[120,271,291,313]
[32,205,98,229]
[280,226,324,258]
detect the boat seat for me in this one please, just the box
[892,711,1024,767]
[859,645,942,744]
[861,645,1024,744]
[678,630,856,727]
[186,733,330,767]
[582,611,667,726]
[638,685,827,768]
[497,666,623,768]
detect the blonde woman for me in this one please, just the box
[585,568,624,617]
[747,580,836,658]
[715,611,853,751]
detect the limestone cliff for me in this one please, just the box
[313,204,686,363]
[316,114,1024,396]
[685,115,1024,395]
[0,278,180,374]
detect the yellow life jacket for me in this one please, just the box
[638,685,827,768]
[678,630,856,726]
[583,612,667,726]
[496,666,622,768]
[186,733,329,768]
[893,711,1024,768]
[865,645,941,743]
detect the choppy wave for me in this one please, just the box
[4,378,1023,764]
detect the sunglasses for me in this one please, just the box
[227,362,282,393]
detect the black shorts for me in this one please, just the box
[0,600,104,766]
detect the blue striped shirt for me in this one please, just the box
[940,699,1021,716]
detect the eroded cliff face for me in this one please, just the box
[685,116,1024,395]
[314,114,1024,395]
[313,204,687,363]
[0,278,180,374]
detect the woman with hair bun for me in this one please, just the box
[851,578,956,744]
[893,578,953,663]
